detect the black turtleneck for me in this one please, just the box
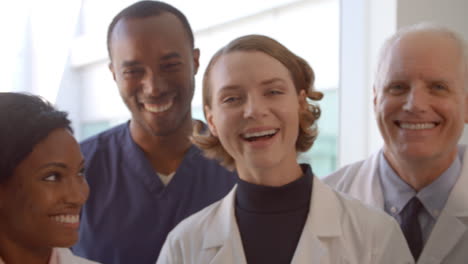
[235,164,313,264]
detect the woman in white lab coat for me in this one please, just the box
[0,93,99,264]
[157,35,413,264]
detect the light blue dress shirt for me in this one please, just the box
[378,146,463,244]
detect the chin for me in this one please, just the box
[50,234,79,248]
[248,158,280,170]
[398,146,439,160]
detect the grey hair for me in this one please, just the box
[374,22,468,91]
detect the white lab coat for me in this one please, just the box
[0,248,100,264]
[324,147,468,264]
[157,176,413,264]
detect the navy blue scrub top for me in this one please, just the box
[72,122,237,264]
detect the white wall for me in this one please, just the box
[339,0,397,166]
[397,0,468,34]
[193,0,339,113]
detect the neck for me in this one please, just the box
[236,155,303,187]
[0,234,51,264]
[383,148,458,191]
[130,119,193,174]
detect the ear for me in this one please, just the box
[205,105,218,137]
[193,48,200,75]
[464,94,468,123]
[298,89,308,112]
[372,86,378,113]
[108,62,117,81]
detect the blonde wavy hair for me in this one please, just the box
[191,34,323,171]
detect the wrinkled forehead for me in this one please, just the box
[394,32,463,61]
[378,32,466,87]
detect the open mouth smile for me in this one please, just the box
[241,129,279,142]
[50,214,80,228]
[142,99,174,114]
[395,121,440,130]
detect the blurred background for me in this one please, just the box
[1,0,467,177]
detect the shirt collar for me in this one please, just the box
[378,147,462,219]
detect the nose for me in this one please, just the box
[402,84,428,113]
[243,95,268,119]
[64,177,89,207]
[142,71,168,97]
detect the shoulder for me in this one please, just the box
[167,196,225,242]
[316,178,393,237]
[326,189,412,262]
[158,196,228,263]
[310,180,412,262]
[334,188,391,227]
[323,151,382,192]
[163,187,235,249]
[80,123,128,157]
[323,159,367,188]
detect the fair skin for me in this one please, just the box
[0,128,89,264]
[206,51,306,187]
[109,13,200,174]
[374,32,468,191]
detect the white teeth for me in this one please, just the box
[243,129,277,139]
[399,122,436,130]
[144,100,173,113]
[52,214,79,224]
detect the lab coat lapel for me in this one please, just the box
[202,186,247,264]
[291,177,342,263]
[420,211,467,263]
[419,149,468,263]
[208,240,246,264]
[291,236,326,263]
[347,151,385,209]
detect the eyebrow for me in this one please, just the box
[120,52,182,68]
[217,78,287,94]
[38,159,85,170]
[160,52,182,61]
[121,60,142,68]
[260,78,286,86]
[218,84,242,94]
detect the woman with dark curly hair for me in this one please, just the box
[157,35,413,264]
[0,93,99,264]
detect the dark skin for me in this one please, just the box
[130,118,194,175]
[0,129,88,264]
[109,13,200,175]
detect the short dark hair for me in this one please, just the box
[107,0,195,58]
[0,93,72,184]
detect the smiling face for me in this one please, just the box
[0,128,89,250]
[374,32,468,166]
[205,51,305,179]
[109,13,200,137]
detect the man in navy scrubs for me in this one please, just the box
[72,2,237,263]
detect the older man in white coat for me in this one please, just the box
[325,23,468,263]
